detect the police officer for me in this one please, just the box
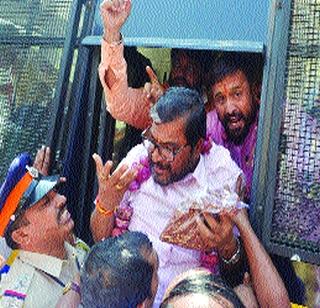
[0,147,89,307]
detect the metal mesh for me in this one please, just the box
[271,0,320,252]
[0,0,73,181]
[0,0,73,38]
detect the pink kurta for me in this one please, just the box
[120,143,243,306]
[207,110,258,197]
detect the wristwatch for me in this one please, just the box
[220,237,241,265]
[63,281,81,296]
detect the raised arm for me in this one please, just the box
[232,209,291,308]
[99,0,163,129]
[90,154,138,242]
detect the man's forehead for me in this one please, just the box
[151,117,186,132]
[31,190,56,209]
[212,70,249,92]
[151,119,186,143]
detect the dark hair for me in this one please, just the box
[205,52,263,90]
[152,87,206,148]
[4,210,29,249]
[160,272,245,308]
[169,48,212,93]
[81,231,155,308]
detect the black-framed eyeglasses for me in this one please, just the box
[141,127,189,162]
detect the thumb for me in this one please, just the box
[92,153,104,175]
[146,66,160,84]
[219,211,233,225]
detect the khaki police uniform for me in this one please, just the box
[0,239,88,307]
[0,237,11,260]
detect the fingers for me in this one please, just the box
[92,153,104,176]
[100,0,113,11]
[197,216,214,240]
[224,209,238,222]
[100,0,121,12]
[109,163,129,186]
[92,154,138,192]
[197,215,219,252]
[42,147,51,175]
[92,153,113,181]
[113,0,121,11]
[197,214,218,241]
[143,82,152,99]
[100,0,130,13]
[232,208,250,229]
[219,211,233,226]
[146,66,160,84]
[33,145,51,175]
[236,175,243,194]
[236,175,246,200]
[115,166,138,190]
[202,212,220,233]
[197,211,236,253]
[33,147,43,169]
[123,0,131,13]
[143,68,165,104]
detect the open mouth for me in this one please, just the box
[153,165,168,174]
[227,117,243,130]
[59,206,72,224]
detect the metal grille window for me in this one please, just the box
[272,1,320,251]
[0,0,74,180]
[253,0,320,264]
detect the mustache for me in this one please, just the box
[57,204,67,222]
[150,160,171,171]
[224,112,245,123]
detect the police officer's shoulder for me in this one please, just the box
[0,257,35,308]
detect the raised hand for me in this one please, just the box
[92,153,138,213]
[197,211,237,258]
[229,208,251,232]
[143,66,165,106]
[100,0,131,43]
[33,145,51,176]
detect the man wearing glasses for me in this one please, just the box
[91,87,245,306]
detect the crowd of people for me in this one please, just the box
[0,0,306,307]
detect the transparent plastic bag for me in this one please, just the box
[160,186,248,251]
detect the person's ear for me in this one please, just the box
[11,226,30,247]
[194,138,204,155]
[252,83,261,105]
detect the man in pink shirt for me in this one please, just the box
[98,0,259,198]
[205,53,306,303]
[205,52,262,201]
[98,0,205,130]
[91,87,245,306]
[97,0,305,303]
